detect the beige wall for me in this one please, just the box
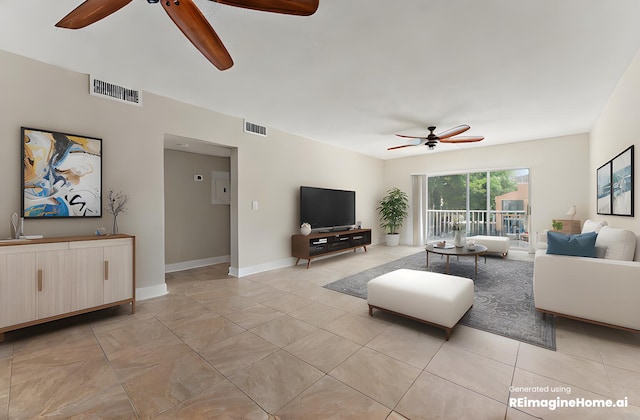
[4,43,633,298]
[591,49,640,231]
[0,49,384,298]
[164,150,230,267]
[383,134,591,246]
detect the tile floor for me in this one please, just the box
[1,245,639,419]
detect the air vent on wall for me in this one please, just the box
[89,76,142,106]
[243,119,267,137]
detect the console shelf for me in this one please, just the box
[292,229,371,268]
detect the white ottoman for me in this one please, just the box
[367,269,474,340]
[472,235,510,258]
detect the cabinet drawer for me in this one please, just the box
[69,238,133,249]
[0,242,67,255]
[350,234,369,246]
[329,236,351,251]
[309,244,328,255]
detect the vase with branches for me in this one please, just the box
[449,216,466,247]
[106,189,129,234]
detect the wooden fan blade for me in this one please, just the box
[162,0,233,70]
[211,0,319,16]
[388,139,422,150]
[436,125,470,139]
[56,0,132,29]
[388,144,419,150]
[395,133,427,140]
[440,136,485,144]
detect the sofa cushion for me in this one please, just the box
[582,219,608,234]
[595,226,637,261]
[546,231,598,257]
[594,246,607,259]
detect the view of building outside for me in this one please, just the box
[426,169,529,248]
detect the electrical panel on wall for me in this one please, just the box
[211,171,230,205]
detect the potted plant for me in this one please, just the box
[377,187,409,246]
[552,219,563,231]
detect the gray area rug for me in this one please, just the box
[324,252,556,350]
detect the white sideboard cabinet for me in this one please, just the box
[0,235,135,342]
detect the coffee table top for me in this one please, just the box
[425,242,488,256]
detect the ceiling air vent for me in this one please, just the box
[89,76,142,106]
[243,119,267,137]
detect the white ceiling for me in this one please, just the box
[2,0,640,159]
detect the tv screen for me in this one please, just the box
[300,186,355,230]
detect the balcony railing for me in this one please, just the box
[427,209,527,242]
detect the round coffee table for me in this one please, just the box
[425,243,488,276]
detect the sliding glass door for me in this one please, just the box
[426,169,529,249]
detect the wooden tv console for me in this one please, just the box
[292,228,371,268]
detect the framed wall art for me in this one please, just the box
[596,161,612,215]
[22,127,102,218]
[611,145,634,217]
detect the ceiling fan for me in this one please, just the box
[55,0,319,71]
[388,125,484,151]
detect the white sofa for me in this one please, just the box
[533,220,640,332]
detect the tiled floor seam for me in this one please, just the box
[3,353,13,420]
[388,361,428,419]
[323,370,397,413]
[144,309,276,418]
[421,369,511,409]
[89,322,141,418]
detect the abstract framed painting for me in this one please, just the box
[596,161,612,215]
[611,145,634,217]
[22,127,102,218]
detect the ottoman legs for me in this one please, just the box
[368,304,458,341]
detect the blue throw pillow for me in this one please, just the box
[546,231,598,257]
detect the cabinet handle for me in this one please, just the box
[37,269,43,291]
[104,261,109,280]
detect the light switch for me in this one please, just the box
[251,200,259,210]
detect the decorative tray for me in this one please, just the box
[432,243,455,249]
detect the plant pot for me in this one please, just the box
[385,233,400,247]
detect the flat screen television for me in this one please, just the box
[300,186,355,231]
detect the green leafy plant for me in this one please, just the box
[377,188,409,234]
[552,219,563,231]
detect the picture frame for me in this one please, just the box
[596,161,612,215]
[611,145,634,217]
[22,127,102,218]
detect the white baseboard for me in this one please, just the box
[136,283,168,301]
[165,255,230,273]
[229,257,297,277]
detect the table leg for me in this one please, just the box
[475,254,478,276]
[426,251,429,267]
[445,255,450,274]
